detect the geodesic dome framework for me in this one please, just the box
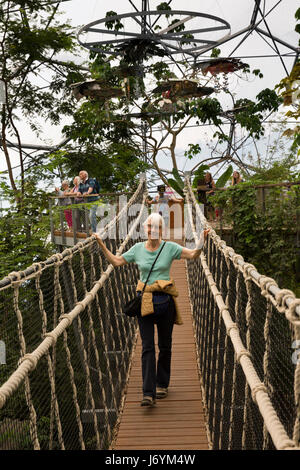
[3,1,299,183]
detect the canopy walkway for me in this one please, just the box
[114,254,209,450]
[0,176,300,451]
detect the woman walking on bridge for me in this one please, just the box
[94,214,209,407]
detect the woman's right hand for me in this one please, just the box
[93,232,101,241]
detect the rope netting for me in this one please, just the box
[184,177,300,450]
[0,178,147,450]
[1,173,300,451]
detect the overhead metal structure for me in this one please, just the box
[1,0,298,169]
[77,10,231,57]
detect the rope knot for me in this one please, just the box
[31,262,43,273]
[6,271,22,285]
[242,262,256,281]
[236,349,252,364]
[59,314,73,327]
[274,289,296,313]
[275,289,295,306]
[251,383,268,404]
[223,247,233,259]
[19,353,38,370]
[50,253,64,264]
[232,254,244,266]
[75,301,86,311]
[259,276,278,292]
[286,299,300,326]
[226,323,238,336]
[44,332,57,346]
[63,249,73,261]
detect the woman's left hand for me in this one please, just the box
[203,228,210,241]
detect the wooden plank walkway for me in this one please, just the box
[113,252,209,450]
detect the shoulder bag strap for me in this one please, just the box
[141,241,166,294]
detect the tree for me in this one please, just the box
[275,8,300,154]
[0,0,83,204]
[62,5,283,193]
[0,1,85,276]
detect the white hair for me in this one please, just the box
[143,212,165,232]
[73,176,80,184]
[61,180,69,187]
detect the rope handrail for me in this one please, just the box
[1,173,299,450]
[0,192,148,410]
[49,191,135,199]
[0,176,147,450]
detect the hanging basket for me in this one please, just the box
[115,63,144,78]
[197,58,248,76]
[114,38,167,63]
[70,80,124,101]
[153,79,214,100]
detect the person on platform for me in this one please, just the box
[197,172,216,222]
[55,180,72,229]
[147,184,182,235]
[231,170,243,186]
[63,176,84,231]
[75,170,100,233]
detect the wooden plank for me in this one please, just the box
[113,256,209,451]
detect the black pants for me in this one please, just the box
[137,294,176,399]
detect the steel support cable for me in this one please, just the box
[0,180,148,409]
[184,179,298,450]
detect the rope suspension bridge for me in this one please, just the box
[0,176,299,451]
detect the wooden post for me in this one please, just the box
[85,208,90,236]
[72,207,77,246]
[60,208,66,245]
[49,198,55,244]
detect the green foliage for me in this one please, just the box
[210,177,300,295]
[295,8,300,41]
[156,2,172,16]
[105,11,124,31]
[211,48,221,58]
[274,8,300,152]
[191,165,210,188]
[252,69,264,79]
[0,177,55,278]
[190,97,223,125]
[215,165,233,188]
[184,143,201,160]
[234,90,282,138]
[148,61,176,81]
[167,169,184,198]
[1,3,82,130]
[169,18,185,33]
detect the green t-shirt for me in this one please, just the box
[122,241,183,286]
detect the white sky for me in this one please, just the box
[1,0,299,186]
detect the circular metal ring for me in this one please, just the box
[78,10,231,58]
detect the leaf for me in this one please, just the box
[215,165,233,188]
[171,168,184,189]
[167,178,184,198]
[192,164,210,188]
